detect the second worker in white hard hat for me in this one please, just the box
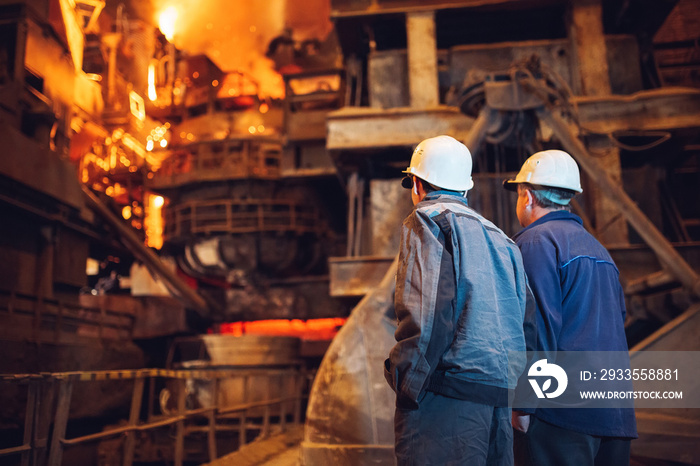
[504,150,637,466]
[384,135,534,466]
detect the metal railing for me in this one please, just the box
[153,138,283,187]
[0,290,135,344]
[164,198,321,238]
[0,366,310,466]
[0,375,52,466]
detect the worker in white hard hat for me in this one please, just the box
[385,135,534,466]
[504,150,637,466]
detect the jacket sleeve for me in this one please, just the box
[512,276,539,414]
[518,239,561,355]
[384,211,456,409]
[511,239,560,413]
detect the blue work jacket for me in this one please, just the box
[513,210,637,438]
[385,192,534,409]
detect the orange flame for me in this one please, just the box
[158,6,178,41]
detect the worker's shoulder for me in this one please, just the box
[517,214,583,241]
[518,219,615,263]
[422,200,515,244]
[417,197,481,224]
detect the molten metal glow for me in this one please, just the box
[158,6,178,42]
[148,62,157,101]
[145,194,165,249]
[153,195,165,208]
[218,318,347,341]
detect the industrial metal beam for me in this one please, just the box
[81,185,211,316]
[326,106,474,150]
[571,88,700,134]
[331,0,522,19]
[326,89,700,151]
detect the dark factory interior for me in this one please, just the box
[0,0,699,464]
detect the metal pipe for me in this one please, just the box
[81,185,210,315]
[462,106,495,155]
[539,109,700,299]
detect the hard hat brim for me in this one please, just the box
[404,167,474,192]
[502,179,519,191]
[502,178,584,196]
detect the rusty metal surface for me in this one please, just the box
[328,256,394,297]
[202,335,301,367]
[280,142,337,178]
[327,106,474,150]
[284,69,344,141]
[361,37,641,111]
[78,295,188,340]
[484,78,546,111]
[571,88,700,133]
[0,126,84,210]
[451,39,574,92]
[406,11,439,109]
[286,109,330,141]
[369,50,409,109]
[370,179,414,256]
[301,257,398,465]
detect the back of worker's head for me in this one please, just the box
[504,149,582,207]
[403,135,474,194]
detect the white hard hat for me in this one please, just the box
[403,135,474,192]
[503,150,583,194]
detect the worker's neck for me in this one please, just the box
[524,206,562,227]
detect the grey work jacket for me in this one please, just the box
[385,192,533,409]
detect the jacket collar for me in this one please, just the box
[423,191,469,206]
[521,210,583,233]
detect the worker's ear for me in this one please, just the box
[524,188,535,207]
[412,177,420,196]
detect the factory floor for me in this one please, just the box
[201,424,688,466]
[204,425,304,466]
